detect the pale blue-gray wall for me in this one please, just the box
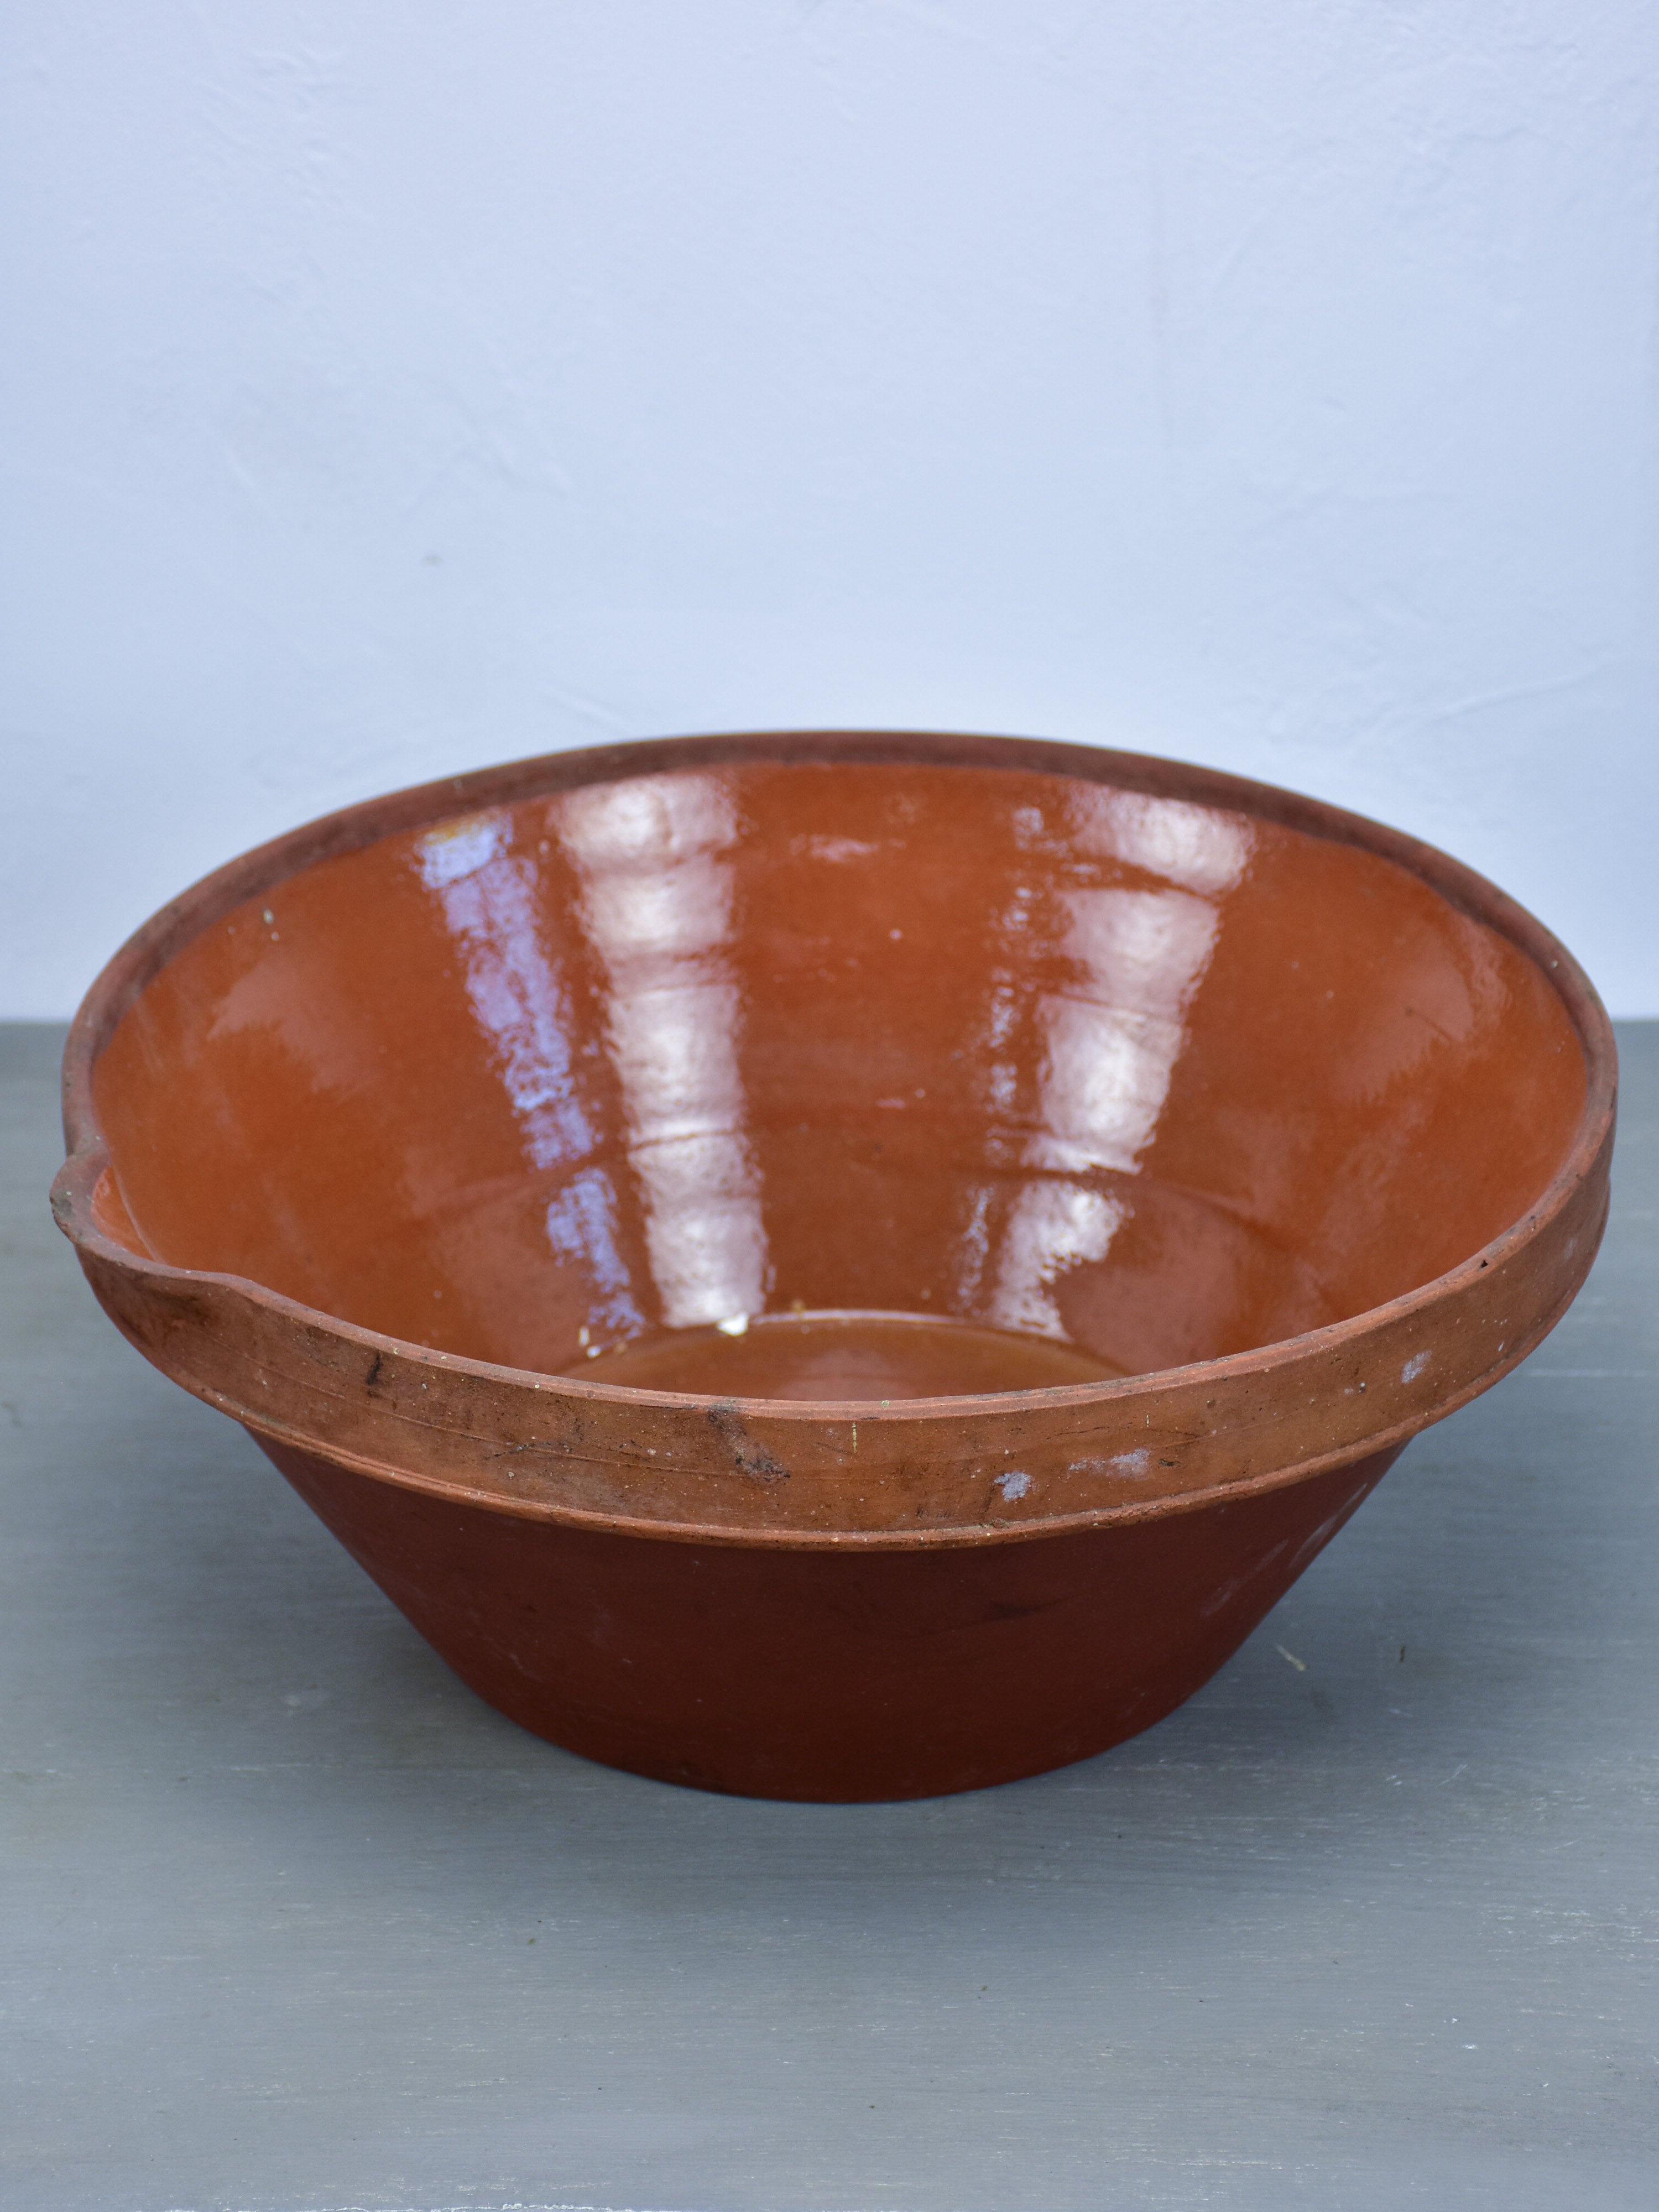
[4,1,1655,1014]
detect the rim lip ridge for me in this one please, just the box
[53,729,1619,1537]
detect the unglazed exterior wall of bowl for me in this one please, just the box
[53,733,1615,1801]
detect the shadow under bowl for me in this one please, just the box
[53,732,1615,1799]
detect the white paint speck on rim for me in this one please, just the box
[995,1470,1032,1501]
[1401,1351,1430,1384]
[1065,1448,1155,1480]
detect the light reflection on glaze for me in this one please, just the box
[415,810,641,1337]
[1065,786,1254,896]
[556,775,769,1331]
[416,812,592,1167]
[1030,886,1221,1175]
[966,796,1253,1339]
[544,1166,644,1338]
[421,778,1258,1350]
[989,1183,1127,1337]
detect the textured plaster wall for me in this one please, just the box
[3,1,1656,1017]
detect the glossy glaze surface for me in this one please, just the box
[88,758,1583,1391]
[564,1310,1125,1399]
[54,733,1615,1798]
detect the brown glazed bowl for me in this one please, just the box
[53,732,1614,1801]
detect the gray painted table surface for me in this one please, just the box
[2,1019,1655,2212]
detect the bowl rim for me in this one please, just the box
[51,729,1618,1542]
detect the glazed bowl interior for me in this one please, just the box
[89,752,1587,1403]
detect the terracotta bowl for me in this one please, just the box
[53,733,1615,1800]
